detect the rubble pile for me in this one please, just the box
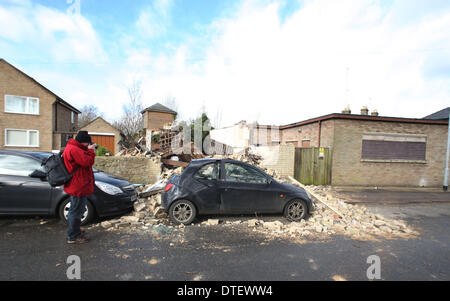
[95,147,418,243]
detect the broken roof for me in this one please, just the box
[141,103,177,115]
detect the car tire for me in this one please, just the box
[284,199,308,222]
[58,198,95,226]
[169,199,197,225]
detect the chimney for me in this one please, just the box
[342,105,351,114]
[371,109,379,116]
[361,106,369,115]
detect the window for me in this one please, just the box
[224,163,267,184]
[5,129,39,147]
[71,112,75,123]
[194,163,218,180]
[5,95,39,115]
[361,133,426,162]
[0,154,43,176]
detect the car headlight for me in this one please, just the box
[95,181,123,195]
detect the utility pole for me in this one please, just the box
[444,111,450,192]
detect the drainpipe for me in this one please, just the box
[444,111,450,192]
[318,120,322,147]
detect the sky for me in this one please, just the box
[1,0,449,127]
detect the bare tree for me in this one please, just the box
[213,105,223,129]
[162,94,179,120]
[78,105,103,128]
[113,79,144,138]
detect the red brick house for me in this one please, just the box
[250,107,449,187]
[0,59,80,151]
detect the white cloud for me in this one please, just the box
[0,1,106,63]
[122,0,450,126]
[3,0,449,127]
[135,0,173,39]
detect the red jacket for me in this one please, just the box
[63,139,96,197]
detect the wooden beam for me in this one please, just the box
[161,159,189,167]
[288,176,344,218]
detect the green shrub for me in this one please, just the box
[95,146,113,156]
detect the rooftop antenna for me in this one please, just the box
[345,65,350,106]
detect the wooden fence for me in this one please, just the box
[294,147,332,185]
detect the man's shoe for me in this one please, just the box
[67,236,89,244]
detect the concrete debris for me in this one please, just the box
[101,221,113,229]
[96,147,418,243]
[202,219,220,226]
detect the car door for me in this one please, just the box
[0,154,52,213]
[219,161,276,214]
[191,162,221,214]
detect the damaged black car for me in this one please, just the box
[162,158,314,225]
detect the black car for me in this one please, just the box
[162,158,314,225]
[0,149,137,225]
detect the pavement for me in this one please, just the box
[1,200,450,281]
[333,186,450,205]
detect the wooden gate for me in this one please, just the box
[294,147,332,185]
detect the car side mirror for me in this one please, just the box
[267,177,273,184]
[29,170,47,179]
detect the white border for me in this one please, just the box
[5,128,40,147]
[4,95,40,115]
[88,132,115,136]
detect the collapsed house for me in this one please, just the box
[115,103,234,169]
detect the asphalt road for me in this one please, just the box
[1,203,449,281]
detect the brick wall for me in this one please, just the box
[255,144,295,177]
[144,111,175,130]
[94,157,161,184]
[332,119,448,187]
[54,102,78,133]
[0,60,54,151]
[280,119,335,148]
[251,126,281,146]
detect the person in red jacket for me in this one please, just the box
[63,131,96,244]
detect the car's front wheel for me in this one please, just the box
[284,199,308,222]
[169,199,197,225]
[58,198,95,226]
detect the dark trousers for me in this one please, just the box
[67,195,87,240]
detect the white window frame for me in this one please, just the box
[5,129,40,147]
[4,95,40,115]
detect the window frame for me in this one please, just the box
[4,94,40,115]
[361,132,427,163]
[194,162,219,181]
[222,162,268,184]
[5,128,40,148]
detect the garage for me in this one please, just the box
[79,117,122,155]
[89,132,115,154]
